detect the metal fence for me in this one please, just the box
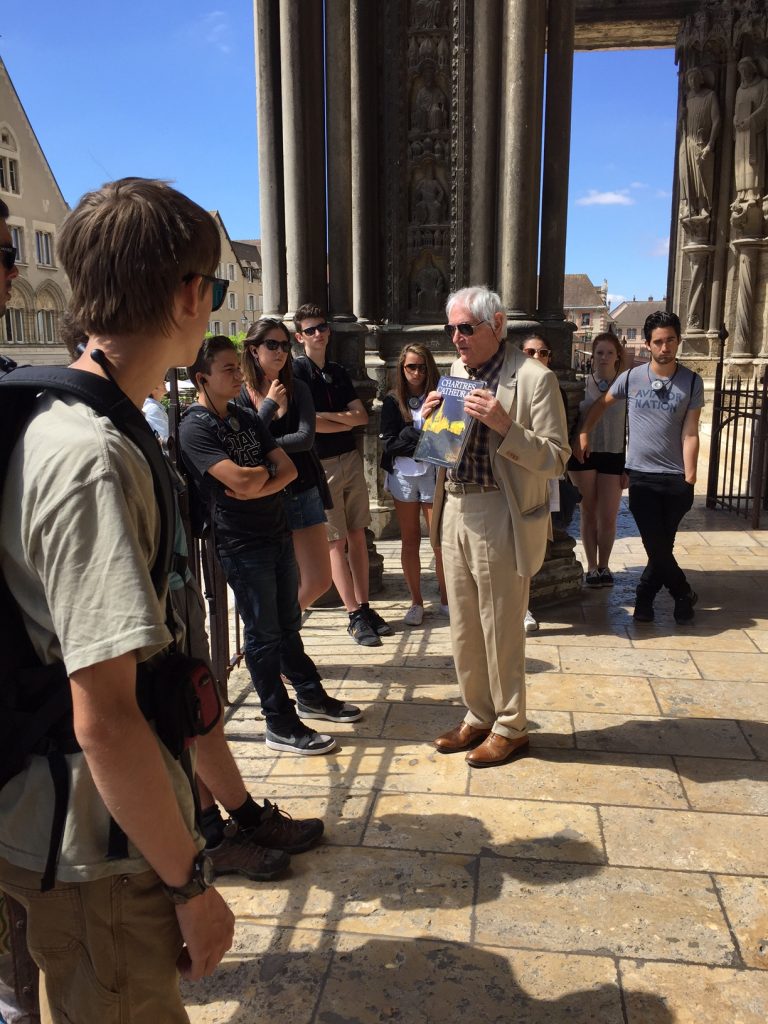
[706,346,768,530]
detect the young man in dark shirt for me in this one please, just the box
[292,304,392,647]
[179,336,360,755]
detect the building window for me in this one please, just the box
[227,292,237,310]
[10,226,25,264]
[581,313,591,327]
[37,310,56,343]
[4,308,26,342]
[247,294,255,311]
[627,328,637,341]
[35,231,54,266]
[0,157,20,194]
[212,321,221,334]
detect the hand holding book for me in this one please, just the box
[463,388,512,436]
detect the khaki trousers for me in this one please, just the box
[441,490,529,738]
[0,859,188,1024]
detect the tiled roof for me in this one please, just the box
[611,300,663,325]
[232,240,262,266]
[563,274,606,309]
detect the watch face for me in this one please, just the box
[197,854,216,887]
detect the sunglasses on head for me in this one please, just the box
[443,320,488,339]
[183,272,229,312]
[524,347,551,358]
[0,245,17,272]
[260,339,292,353]
[301,322,330,337]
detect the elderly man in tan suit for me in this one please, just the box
[425,286,570,767]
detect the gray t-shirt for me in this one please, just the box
[0,394,201,882]
[610,363,704,474]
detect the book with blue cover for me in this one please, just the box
[412,375,487,469]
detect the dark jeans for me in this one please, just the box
[628,471,694,600]
[218,535,325,732]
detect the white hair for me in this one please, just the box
[445,286,507,339]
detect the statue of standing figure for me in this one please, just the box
[678,67,720,223]
[732,57,768,215]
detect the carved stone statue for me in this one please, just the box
[411,65,448,133]
[412,253,446,313]
[678,67,720,220]
[732,57,768,213]
[412,173,447,224]
[413,0,444,30]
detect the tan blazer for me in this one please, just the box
[430,341,570,577]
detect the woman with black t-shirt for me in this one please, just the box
[239,318,332,610]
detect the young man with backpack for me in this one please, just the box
[575,310,704,624]
[0,180,235,1022]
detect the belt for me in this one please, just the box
[444,481,499,495]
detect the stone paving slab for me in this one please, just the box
[187,501,768,1021]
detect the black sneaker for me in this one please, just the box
[585,570,602,587]
[633,598,655,622]
[598,568,614,587]
[297,695,363,723]
[265,724,337,755]
[207,833,290,881]
[361,604,393,636]
[226,800,324,854]
[347,611,381,647]
[674,588,698,624]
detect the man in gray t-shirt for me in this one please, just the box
[576,311,703,625]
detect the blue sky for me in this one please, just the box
[4,4,678,310]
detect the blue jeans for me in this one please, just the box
[218,536,325,732]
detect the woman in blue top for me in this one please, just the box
[239,318,333,610]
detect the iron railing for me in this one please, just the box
[706,333,768,529]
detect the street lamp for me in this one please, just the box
[241,313,249,334]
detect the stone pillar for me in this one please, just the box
[253,0,286,315]
[538,0,575,324]
[707,54,738,350]
[731,236,764,357]
[468,0,502,286]
[351,0,377,322]
[497,0,546,319]
[326,0,355,321]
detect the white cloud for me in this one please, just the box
[655,188,672,199]
[630,181,649,190]
[198,10,232,54]
[576,189,635,207]
[650,236,670,258]
[607,294,626,309]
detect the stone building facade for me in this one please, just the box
[0,56,70,365]
[670,0,768,375]
[206,212,264,338]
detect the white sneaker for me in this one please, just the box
[404,604,424,626]
[438,604,450,618]
[524,609,538,633]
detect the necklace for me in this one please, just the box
[408,393,425,410]
[647,361,679,396]
[591,372,615,394]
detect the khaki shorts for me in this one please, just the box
[321,449,371,542]
[0,859,188,1023]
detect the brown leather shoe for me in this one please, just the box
[465,732,530,767]
[434,721,491,753]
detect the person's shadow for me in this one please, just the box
[183,813,677,1023]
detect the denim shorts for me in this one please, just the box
[284,485,327,531]
[386,463,437,503]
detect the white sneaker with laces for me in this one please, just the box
[404,604,424,626]
[524,609,538,633]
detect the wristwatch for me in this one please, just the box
[162,853,215,904]
[265,461,278,480]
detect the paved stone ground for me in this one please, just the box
[185,474,768,1022]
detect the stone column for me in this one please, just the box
[538,0,575,323]
[468,0,502,286]
[731,237,764,357]
[707,55,738,351]
[325,0,354,321]
[253,0,285,315]
[351,0,376,323]
[497,0,546,319]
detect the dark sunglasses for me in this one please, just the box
[0,245,17,271]
[524,347,551,358]
[404,363,427,372]
[260,339,292,353]
[183,272,229,312]
[302,322,330,337]
[443,320,488,339]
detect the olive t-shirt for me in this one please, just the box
[0,394,201,882]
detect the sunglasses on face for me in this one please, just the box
[302,322,330,337]
[524,348,551,358]
[183,272,229,311]
[0,245,17,272]
[261,339,292,353]
[443,320,489,340]
[404,363,427,372]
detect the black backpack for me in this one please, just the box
[0,356,177,889]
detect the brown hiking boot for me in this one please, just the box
[207,830,290,881]
[229,800,324,854]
